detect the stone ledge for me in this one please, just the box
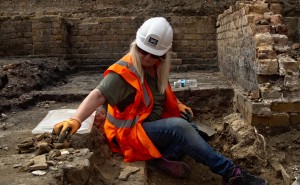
[234,88,300,126]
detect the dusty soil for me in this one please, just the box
[0,58,299,185]
[1,0,300,17]
[0,0,236,17]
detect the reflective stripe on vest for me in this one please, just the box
[106,113,140,128]
[107,60,150,128]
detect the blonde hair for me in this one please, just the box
[130,41,171,94]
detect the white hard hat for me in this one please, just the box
[136,17,173,56]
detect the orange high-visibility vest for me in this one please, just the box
[103,53,181,162]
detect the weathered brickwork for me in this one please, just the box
[0,16,33,55]
[171,16,217,68]
[32,16,70,55]
[0,15,217,69]
[220,1,300,126]
[67,17,140,60]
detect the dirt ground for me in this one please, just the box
[0,58,300,185]
[0,0,237,17]
[1,0,299,17]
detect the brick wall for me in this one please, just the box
[217,1,300,126]
[67,17,140,61]
[217,5,257,91]
[0,16,33,55]
[171,16,217,69]
[32,16,70,55]
[0,15,217,69]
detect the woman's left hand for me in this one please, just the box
[178,103,193,122]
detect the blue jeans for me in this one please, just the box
[142,117,235,178]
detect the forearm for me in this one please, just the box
[73,88,106,123]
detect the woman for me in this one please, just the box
[53,17,267,185]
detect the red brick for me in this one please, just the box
[251,113,289,126]
[271,101,300,112]
[290,113,300,125]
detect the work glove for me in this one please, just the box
[52,117,81,143]
[178,103,193,122]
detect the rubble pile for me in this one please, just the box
[16,133,93,177]
[17,133,69,155]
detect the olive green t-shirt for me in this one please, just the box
[96,72,165,121]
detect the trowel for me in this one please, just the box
[181,111,217,141]
[292,178,300,185]
[195,122,217,141]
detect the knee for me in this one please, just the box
[171,119,195,134]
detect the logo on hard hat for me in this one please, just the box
[148,37,158,47]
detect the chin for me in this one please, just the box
[142,61,155,67]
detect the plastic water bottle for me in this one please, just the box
[174,80,181,88]
[180,79,186,87]
[187,79,197,87]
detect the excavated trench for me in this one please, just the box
[1,58,300,184]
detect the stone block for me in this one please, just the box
[260,86,282,99]
[51,48,67,54]
[53,35,63,41]
[270,14,283,25]
[118,166,140,181]
[171,59,182,65]
[290,113,300,125]
[255,33,274,47]
[270,24,287,35]
[247,4,270,14]
[241,16,249,27]
[32,22,52,30]
[183,34,201,40]
[51,22,63,29]
[271,100,300,112]
[284,74,300,91]
[274,45,290,53]
[233,91,256,122]
[255,25,271,34]
[251,101,272,115]
[291,43,300,50]
[0,27,15,34]
[256,45,277,59]
[256,59,278,75]
[28,154,48,171]
[246,101,273,124]
[246,14,262,24]
[270,4,282,14]
[251,113,290,126]
[278,56,298,75]
[272,34,288,46]
[51,29,63,35]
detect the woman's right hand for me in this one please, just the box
[52,88,106,142]
[52,117,81,142]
